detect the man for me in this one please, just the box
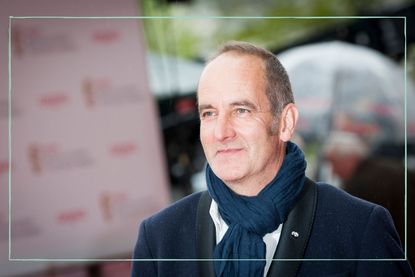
[132,41,413,276]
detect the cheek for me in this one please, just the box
[234,114,272,133]
[236,125,278,155]
[200,125,213,149]
[234,121,267,141]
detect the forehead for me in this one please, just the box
[197,53,267,104]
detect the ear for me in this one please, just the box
[278,103,299,142]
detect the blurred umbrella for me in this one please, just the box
[278,41,415,144]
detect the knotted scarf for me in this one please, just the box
[206,141,307,277]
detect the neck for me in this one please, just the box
[225,143,286,196]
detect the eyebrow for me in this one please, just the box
[198,100,259,114]
[198,104,214,114]
[229,100,258,111]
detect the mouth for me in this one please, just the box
[216,148,243,155]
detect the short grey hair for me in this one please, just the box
[208,41,294,118]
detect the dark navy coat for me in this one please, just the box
[132,179,413,276]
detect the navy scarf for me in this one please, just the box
[206,141,306,277]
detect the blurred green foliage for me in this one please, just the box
[139,0,411,61]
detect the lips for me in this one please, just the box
[216,148,243,155]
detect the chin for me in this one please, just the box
[211,166,244,184]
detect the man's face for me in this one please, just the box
[198,52,284,192]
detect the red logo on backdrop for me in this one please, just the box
[92,30,120,44]
[12,25,23,57]
[57,209,86,224]
[0,161,11,176]
[110,142,138,156]
[39,92,69,108]
[12,24,75,57]
[12,25,40,57]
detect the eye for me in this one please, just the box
[235,108,250,115]
[200,110,215,119]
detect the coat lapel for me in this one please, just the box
[267,178,317,277]
[196,191,215,277]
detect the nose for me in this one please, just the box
[214,113,236,141]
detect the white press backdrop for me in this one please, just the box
[1,0,170,276]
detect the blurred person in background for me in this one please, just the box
[131,41,413,277]
[323,131,370,184]
[324,130,414,268]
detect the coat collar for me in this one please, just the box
[267,177,317,276]
[195,178,317,277]
[196,190,216,277]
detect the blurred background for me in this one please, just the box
[1,0,414,276]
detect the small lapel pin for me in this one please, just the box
[291,231,299,238]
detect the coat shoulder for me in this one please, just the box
[316,182,377,215]
[132,192,207,275]
[309,182,401,258]
[144,191,204,227]
[298,182,412,276]
[133,191,207,261]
